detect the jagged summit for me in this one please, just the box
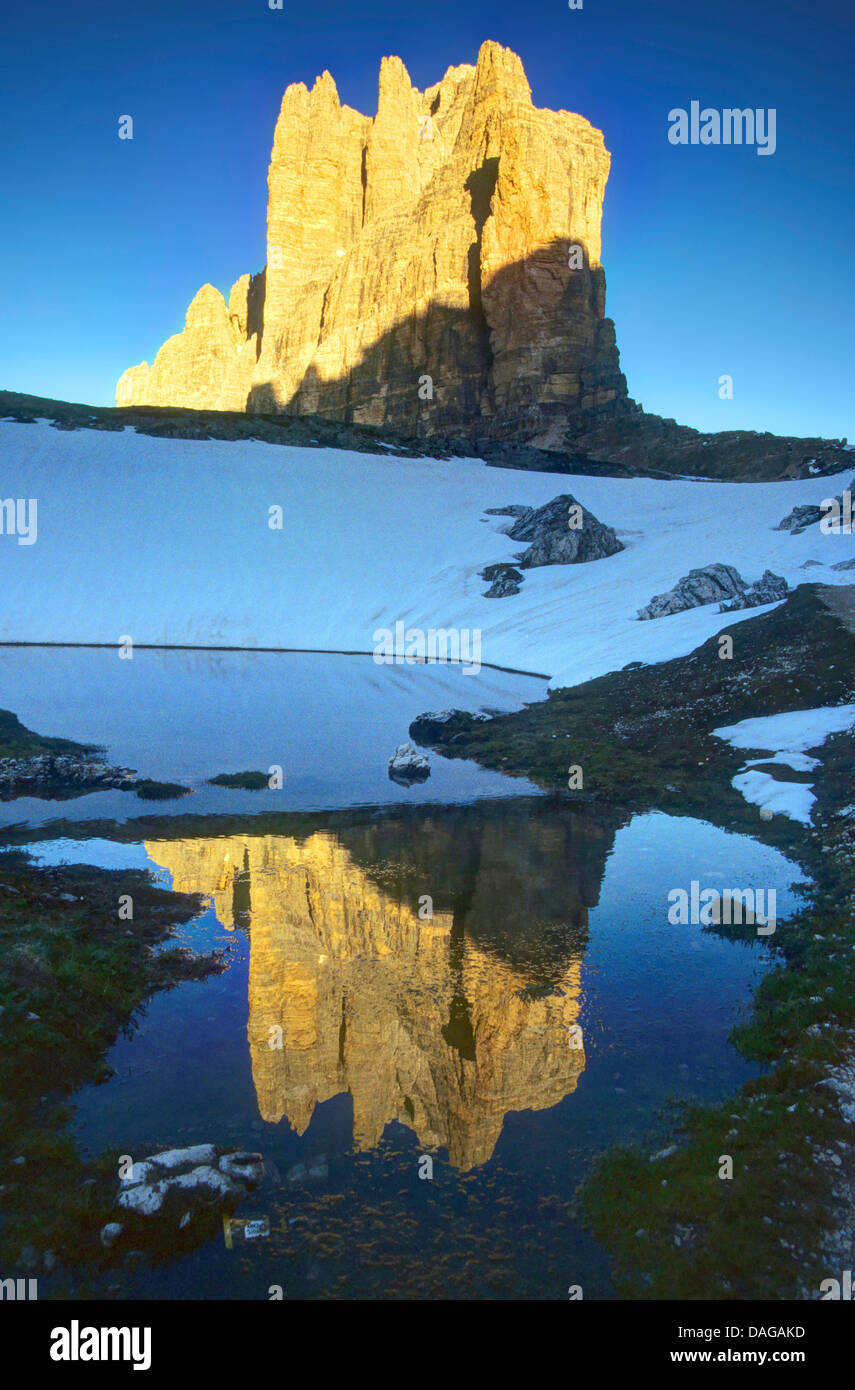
[116,41,627,446]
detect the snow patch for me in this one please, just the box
[713,706,855,825]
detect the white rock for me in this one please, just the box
[163,1165,238,1198]
[218,1152,264,1185]
[100,1222,124,1249]
[148,1144,218,1170]
[388,743,429,773]
[117,1182,166,1216]
[120,1161,156,1188]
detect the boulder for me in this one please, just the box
[776,478,854,533]
[637,563,787,620]
[503,494,623,569]
[719,569,789,611]
[388,742,430,785]
[147,1144,217,1170]
[480,562,524,598]
[776,503,824,534]
[114,1145,265,1233]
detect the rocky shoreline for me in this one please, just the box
[0,753,136,799]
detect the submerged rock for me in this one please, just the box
[637,563,787,620]
[100,1223,123,1250]
[388,742,430,785]
[286,1155,329,1184]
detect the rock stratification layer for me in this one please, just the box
[116,41,626,446]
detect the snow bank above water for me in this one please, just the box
[2,420,853,690]
[713,705,855,824]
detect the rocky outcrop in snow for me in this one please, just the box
[504,494,624,569]
[776,477,854,533]
[481,494,623,596]
[480,562,523,597]
[719,570,789,611]
[637,563,788,620]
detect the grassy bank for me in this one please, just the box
[0,850,223,1292]
[0,708,96,760]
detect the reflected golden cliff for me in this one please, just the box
[145,812,609,1170]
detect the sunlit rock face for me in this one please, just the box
[117,41,626,445]
[145,810,610,1170]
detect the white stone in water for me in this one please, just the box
[218,1152,264,1185]
[163,1165,238,1198]
[389,742,429,772]
[120,1161,157,1188]
[100,1222,124,1248]
[117,1182,167,1216]
[148,1144,218,1170]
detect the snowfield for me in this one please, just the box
[1,419,853,690]
[713,705,855,824]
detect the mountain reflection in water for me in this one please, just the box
[145,802,617,1170]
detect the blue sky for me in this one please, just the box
[1,0,852,438]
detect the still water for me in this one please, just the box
[5,652,808,1299]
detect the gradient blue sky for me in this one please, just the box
[1,0,852,437]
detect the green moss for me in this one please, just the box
[133,779,191,801]
[208,770,269,790]
[0,707,97,760]
[0,851,221,1286]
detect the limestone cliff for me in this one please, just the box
[117,41,626,446]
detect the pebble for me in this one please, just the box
[100,1222,123,1249]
